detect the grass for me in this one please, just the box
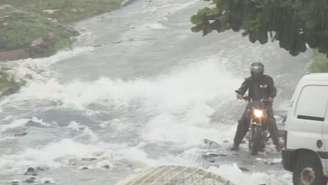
[0,0,123,23]
[0,6,76,52]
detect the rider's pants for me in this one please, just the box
[233,103,280,147]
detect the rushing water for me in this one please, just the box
[0,0,311,184]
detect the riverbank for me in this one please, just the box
[0,0,124,61]
[0,0,125,96]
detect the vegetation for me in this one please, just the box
[310,51,328,73]
[0,6,77,57]
[191,0,328,57]
[0,0,123,23]
[0,0,123,58]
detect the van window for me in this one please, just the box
[295,85,328,121]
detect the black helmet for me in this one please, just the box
[250,62,264,78]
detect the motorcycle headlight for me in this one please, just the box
[253,109,264,118]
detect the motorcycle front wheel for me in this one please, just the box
[249,125,262,155]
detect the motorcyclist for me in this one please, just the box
[231,62,280,151]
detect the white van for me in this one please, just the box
[282,73,328,185]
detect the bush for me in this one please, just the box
[310,51,328,73]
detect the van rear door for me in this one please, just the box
[321,86,328,175]
[287,85,328,155]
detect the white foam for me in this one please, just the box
[0,117,52,133]
[141,114,234,147]
[30,117,51,127]
[3,56,240,151]
[0,139,112,171]
[142,23,167,30]
[67,121,83,131]
[1,47,94,83]
[67,121,99,142]
[0,119,30,132]
[115,144,159,167]
[10,56,240,111]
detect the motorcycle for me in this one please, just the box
[242,97,270,155]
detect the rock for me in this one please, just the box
[121,0,138,6]
[0,49,30,61]
[31,38,44,47]
[14,132,27,137]
[10,180,20,185]
[3,22,8,26]
[264,161,274,165]
[36,166,48,171]
[238,167,250,172]
[203,153,219,158]
[81,157,97,161]
[0,4,12,10]
[102,164,111,169]
[48,32,56,40]
[24,177,36,183]
[79,166,89,170]
[68,159,78,166]
[24,167,37,176]
[40,177,55,184]
[42,9,59,15]
[112,40,122,44]
[96,160,113,170]
[209,159,216,163]
[203,138,221,148]
[47,18,58,23]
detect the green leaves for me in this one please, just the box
[191,0,328,56]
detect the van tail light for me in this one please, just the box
[282,130,287,149]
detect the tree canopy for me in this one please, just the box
[191,0,328,56]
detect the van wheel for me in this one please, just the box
[293,154,326,185]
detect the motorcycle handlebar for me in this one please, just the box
[235,90,272,103]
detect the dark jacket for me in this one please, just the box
[236,74,276,101]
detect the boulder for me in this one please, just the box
[24,167,37,176]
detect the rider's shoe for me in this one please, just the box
[230,144,239,151]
